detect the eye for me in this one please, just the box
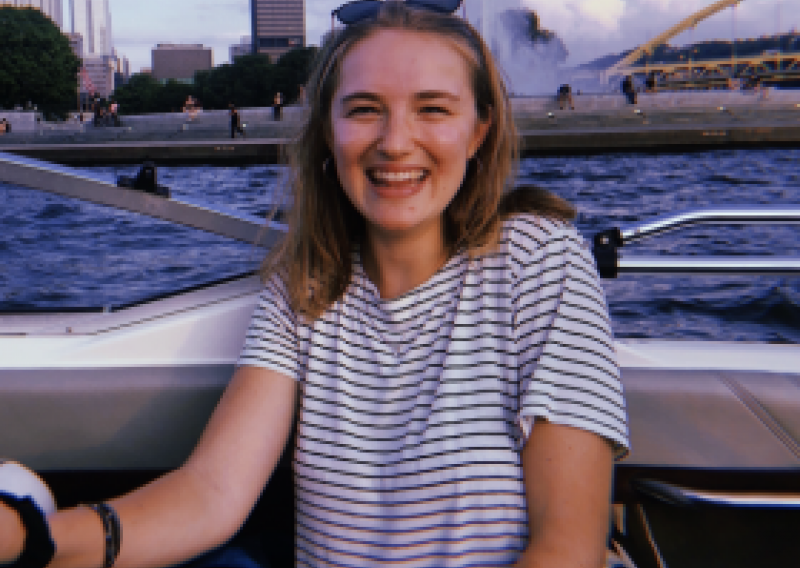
[346,105,380,117]
[420,105,450,116]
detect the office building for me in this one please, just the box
[80,54,115,98]
[118,55,130,79]
[251,0,305,61]
[114,55,130,90]
[67,32,84,58]
[1,0,63,28]
[71,0,113,57]
[230,36,252,61]
[152,44,213,82]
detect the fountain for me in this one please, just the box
[463,0,566,96]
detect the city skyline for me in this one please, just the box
[70,0,112,56]
[2,0,63,27]
[52,0,800,73]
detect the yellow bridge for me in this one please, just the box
[604,0,800,88]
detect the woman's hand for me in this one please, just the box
[0,501,25,564]
[40,367,297,568]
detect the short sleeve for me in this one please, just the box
[511,218,629,459]
[237,275,302,381]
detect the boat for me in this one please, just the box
[1,150,799,568]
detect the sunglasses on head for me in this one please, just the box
[333,0,463,25]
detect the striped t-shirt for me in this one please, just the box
[238,214,629,568]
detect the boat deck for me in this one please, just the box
[1,276,799,475]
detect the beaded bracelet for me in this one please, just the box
[86,503,122,568]
[0,492,56,568]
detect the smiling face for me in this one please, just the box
[329,29,491,244]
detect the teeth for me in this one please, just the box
[371,170,425,183]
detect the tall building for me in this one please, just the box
[71,0,113,57]
[152,44,213,82]
[114,54,131,90]
[230,36,252,61]
[66,32,84,58]
[80,54,115,98]
[251,0,305,61]
[1,0,63,28]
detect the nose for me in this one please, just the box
[376,110,415,157]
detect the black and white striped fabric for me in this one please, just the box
[239,214,629,568]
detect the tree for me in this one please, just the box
[194,54,276,109]
[0,7,80,116]
[274,47,318,103]
[194,47,318,110]
[111,47,319,115]
[154,79,194,113]
[112,73,162,114]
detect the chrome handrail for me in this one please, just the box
[0,151,284,247]
[620,206,800,244]
[595,205,800,277]
[619,256,800,275]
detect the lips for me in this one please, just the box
[367,168,428,186]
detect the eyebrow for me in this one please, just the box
[339,90,461,105]
[339,91,381,105]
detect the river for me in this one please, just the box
[2,147,799,342]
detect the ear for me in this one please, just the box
[468,111,493,160]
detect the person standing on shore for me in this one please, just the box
[109,101,120,126]
[184,96,199,121]
[557,83,575,110]
[645,72,657,93]
[0,3,627,568]
[272,92,283,121]
[229,103,245,138]
[622,75,637,104]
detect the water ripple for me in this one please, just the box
[2,148,799,342]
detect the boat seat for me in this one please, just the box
[613,478,800,568]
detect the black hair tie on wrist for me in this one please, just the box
[86,503,121,568]
[0,492,56,568]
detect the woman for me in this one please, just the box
[0,2,627,567]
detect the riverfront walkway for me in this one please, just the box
[1,91,799,164]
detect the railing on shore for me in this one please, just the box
[2,89,800,137]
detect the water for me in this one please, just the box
[2,148,799,342]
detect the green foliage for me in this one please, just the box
[0,7,81,116]
[112,73,162,114]
[113,75,196,114]
[114,47,319,115]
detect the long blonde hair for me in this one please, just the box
[262,1,572,319]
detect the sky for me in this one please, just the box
[61,0,800,73]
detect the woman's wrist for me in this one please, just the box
[0,503,25,564]
[0,493,56,568]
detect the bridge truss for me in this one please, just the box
[634,53,800,90]
[604,0,800,89]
